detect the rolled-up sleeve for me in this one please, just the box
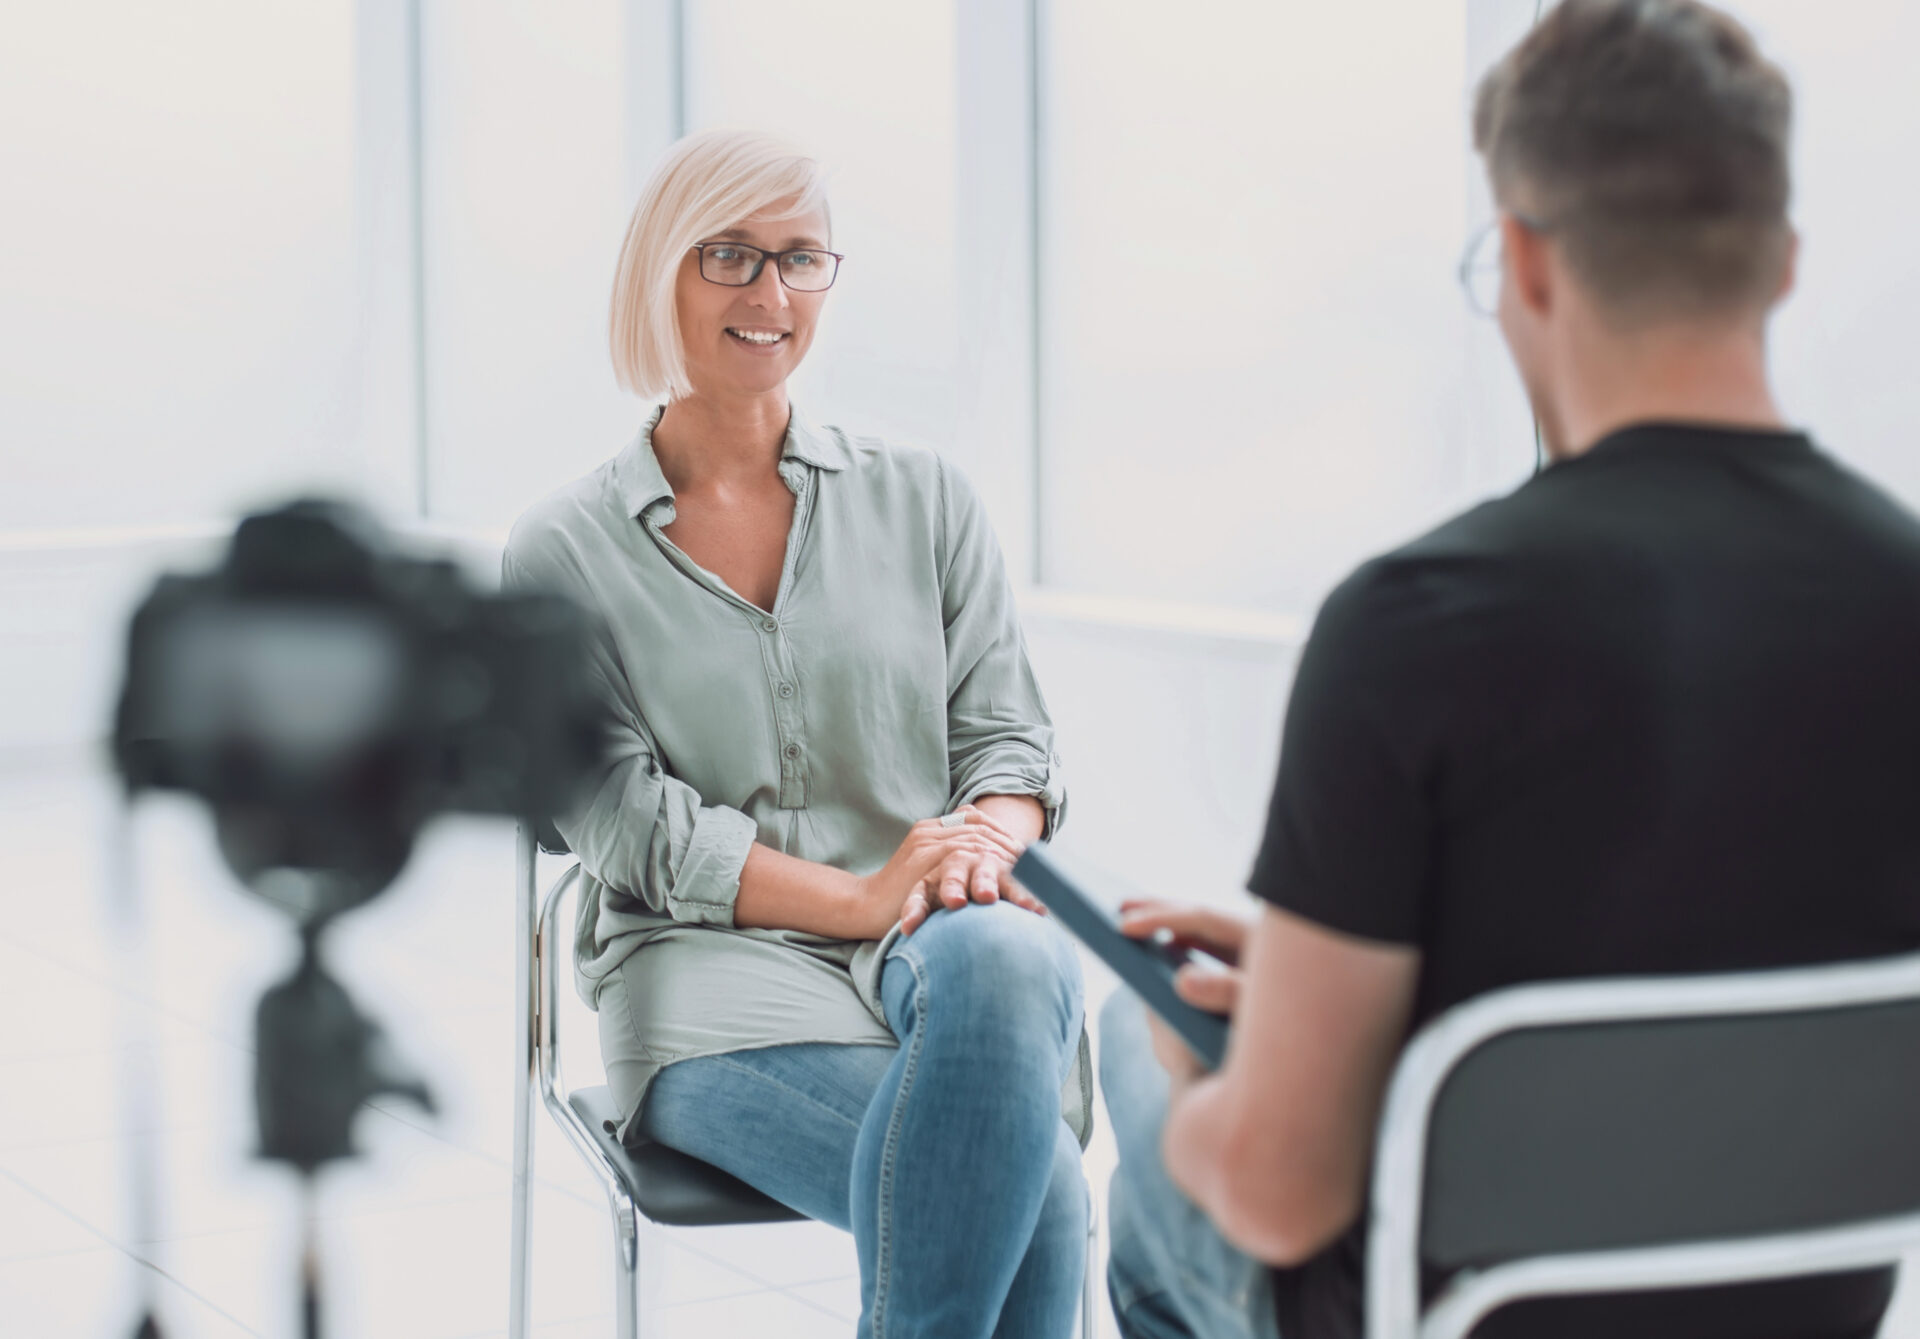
[936,459,1068,837]
[503,546,757,925]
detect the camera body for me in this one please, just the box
[110,498,604,1186]
[113,498,601,917]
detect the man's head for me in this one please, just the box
[1474,0,1797,453]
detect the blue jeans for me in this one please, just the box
[640,901,1090,1339]
[1100,991,1279,1339]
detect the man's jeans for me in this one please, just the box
[1100,991,1280,1339]
[640,901,1089,1339]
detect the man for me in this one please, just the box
[1098,2,1920,1337]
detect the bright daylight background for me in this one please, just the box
[2,1,1918,1336]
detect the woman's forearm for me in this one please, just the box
[733,842,874,938]
[970,793,1045,845]
[731,800,1037,939]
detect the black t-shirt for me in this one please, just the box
[1249,423,1920,1339]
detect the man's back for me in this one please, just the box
[1252,420,1920,1337]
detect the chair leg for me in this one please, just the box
[1082,1205,1100,1339]
[507,1153,532,1339]
[609,1185,641,1339]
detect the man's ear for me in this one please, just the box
[1502,213,1554,320]
[1774,227,1800,308]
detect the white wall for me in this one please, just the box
[1025,606,1301,906]
[1730,0,1920,502]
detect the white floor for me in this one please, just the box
[3,752,1915,1338]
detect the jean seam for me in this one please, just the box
[870,950,929,1339]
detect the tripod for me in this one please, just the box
[110,795,433,1339]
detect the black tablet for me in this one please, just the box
[1013,843,1230,1070]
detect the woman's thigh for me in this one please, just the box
[638,1041,898,1231]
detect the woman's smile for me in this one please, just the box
[725,325,791,350]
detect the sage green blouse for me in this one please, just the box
[502,407,1073,1122]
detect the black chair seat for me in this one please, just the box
[566,1086,805,1228]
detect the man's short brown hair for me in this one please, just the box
[1473,0,1794,325]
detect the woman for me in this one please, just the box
[504,128,1090,1338]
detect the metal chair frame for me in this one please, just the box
[1365,949,1920,1339]
[507,824,1100,1337]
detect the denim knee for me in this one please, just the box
[893,900,1083,1043]
[1029,1123,1090,1249]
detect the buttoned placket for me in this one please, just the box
[640,457,818,811]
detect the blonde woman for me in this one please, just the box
[505,129,1090,1337]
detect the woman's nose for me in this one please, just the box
[746,262,789,309]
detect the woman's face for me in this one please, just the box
[675,200,832,400]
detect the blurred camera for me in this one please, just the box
[112,497,601,918]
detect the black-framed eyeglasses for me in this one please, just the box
[690,241,844,292]
[1458,209,1554,317]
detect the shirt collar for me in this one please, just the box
[782,405,853,472]
[613,403,850,519]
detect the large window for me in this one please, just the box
[4,2,1917,569]
[1037,0,1511,615]
[1,3,367,531]
[1036,0,1920,617]
[414,0,642,530]
[684,0,961,457]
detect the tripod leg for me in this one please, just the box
[300,1177,323,1339]
[110,792,168,1339]
[510,824,538,1338]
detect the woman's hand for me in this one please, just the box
[896,805,1052,937]
[849,810,1022,939]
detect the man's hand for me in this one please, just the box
[896,804,1051,936]
[1122,900,1253,1086]
[1119,899,1251,965]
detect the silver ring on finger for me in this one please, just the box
[939,811,966,828]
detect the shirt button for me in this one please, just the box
[761,618,778,633]
[777,682,794,698]
[783,743,800,760]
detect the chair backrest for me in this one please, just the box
[1366,951,1920,1339]
[533,817,570,856]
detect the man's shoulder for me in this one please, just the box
[1300,489,1588,691]
[1325,497,1529,619]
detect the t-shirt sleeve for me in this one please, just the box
[1247,562,1432,946]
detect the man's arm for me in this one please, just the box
[1160,904,1419,1267]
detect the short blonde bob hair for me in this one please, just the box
[609,128,829,400]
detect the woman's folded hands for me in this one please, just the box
[859,805,1050,938]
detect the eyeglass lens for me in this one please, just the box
[1462,224,1503,317]
[699,244,838,292]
